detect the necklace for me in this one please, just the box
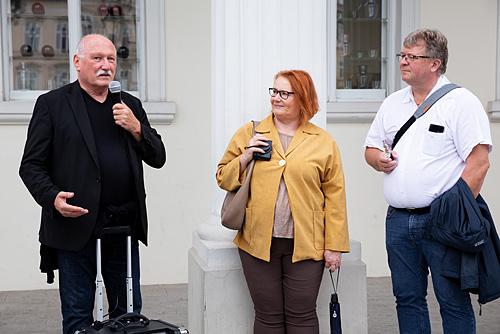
[414,95,426,106]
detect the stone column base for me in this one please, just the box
[188,232,367,334]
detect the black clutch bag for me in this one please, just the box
[253,140,272,161]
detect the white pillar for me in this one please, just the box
[188,1,367,333]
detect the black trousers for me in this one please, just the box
[239,238,324,334]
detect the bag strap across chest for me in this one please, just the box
[391,83,460,150]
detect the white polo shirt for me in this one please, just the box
[364,75,492,208]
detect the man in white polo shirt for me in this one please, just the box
[364,29,492,334]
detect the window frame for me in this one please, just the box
[0,0,175,125]
[327,0,420,123]
[487,0,500,122]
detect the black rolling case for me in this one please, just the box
[77,226,188,334]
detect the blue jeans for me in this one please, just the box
[57,234,142,334]
[385,206,475,334]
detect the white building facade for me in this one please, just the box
[1,0,499,295]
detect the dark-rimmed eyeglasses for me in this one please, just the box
[396,53,432,62]
[269,88,295,100]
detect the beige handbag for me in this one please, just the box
[220,121,259,230]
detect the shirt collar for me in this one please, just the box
[402,75,450,105]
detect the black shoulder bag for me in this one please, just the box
[391,83,460,151]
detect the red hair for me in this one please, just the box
[274,70,319,124]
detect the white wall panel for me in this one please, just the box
[211,0,328,220]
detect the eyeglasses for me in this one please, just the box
[269,88,295,100]
[396,53,432,62]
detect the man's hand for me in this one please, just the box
[365,147,398,174]
[54,191,89,218]
[324,250,342,272]
[112,101,142,142]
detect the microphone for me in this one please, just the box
[109,81,122,104]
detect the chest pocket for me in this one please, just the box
[421,127,446,156]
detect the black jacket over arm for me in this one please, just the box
[19,80,166,251]
[430,178,500,305]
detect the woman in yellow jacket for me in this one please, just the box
[217,70,349,334]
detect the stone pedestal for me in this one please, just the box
[188,231,367,334]
[317,240,368,334]
[189,2,368,332]
[188,231,254,334]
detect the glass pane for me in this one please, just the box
[9,1,70,91]
[336,0,386,91]
[80,0,138,91]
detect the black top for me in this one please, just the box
[82,88,135,208]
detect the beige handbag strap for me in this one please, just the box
[252,120,260,135]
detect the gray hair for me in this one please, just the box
[404,29,448,75]
[75,34,116,58]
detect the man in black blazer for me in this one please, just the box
[19,34,166,334]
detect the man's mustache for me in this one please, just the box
[97,70,112,77]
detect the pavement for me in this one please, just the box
[1,277,500,333]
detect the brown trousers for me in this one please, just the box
[239,238,324,334]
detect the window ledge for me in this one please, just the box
[0,100,176,125]
[326,101,382,123]
[487,101,500,122]
[0,101,36,125]
[143,101,176,125]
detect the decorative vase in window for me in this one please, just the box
[20,44,34,57]
[117,46,130,58]
[98,5,110,16]
[111,5,122,16]
[342,34,351,57]
[18,62,30,91]
[363,0,379,18]
[31,2,45,15]
[356,65,369,89]
[42,45,55,57]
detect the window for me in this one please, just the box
[25,21,41,52]
[0,0,176,125]
[55,65,69,88]
[327,0,420,122]
[334,0,387,100]
[56,22,69,54]
[487,0,500,122]
[6,0,138,95]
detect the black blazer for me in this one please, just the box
[20,81,166,251]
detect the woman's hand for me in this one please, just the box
[324,250,342,272]
[239,134,270,175]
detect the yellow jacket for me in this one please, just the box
[217,114,349,262]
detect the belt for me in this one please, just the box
[393,206,431,215]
